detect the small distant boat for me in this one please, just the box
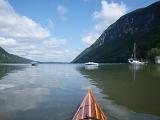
[72,89,107,120]
[31,62,38,66]
[85,62,99,66]
[128,43,145,65]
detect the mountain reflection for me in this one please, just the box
[0,64,24,79]
[77,64,160,116]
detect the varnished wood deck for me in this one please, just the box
[72,89,107,120]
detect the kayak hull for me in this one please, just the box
[72,89,107,120]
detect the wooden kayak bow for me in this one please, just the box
[72,89,107,120]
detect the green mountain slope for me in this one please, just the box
[72,1,160,63]
[0,47,32,63]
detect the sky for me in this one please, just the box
[0,0,158,62]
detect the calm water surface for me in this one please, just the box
[0,64,160,120]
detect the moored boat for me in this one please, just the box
[85,62,99,66]
[128,43,145,65]
[31,61,38,66]
[128,58,145,65]
[72,89,107,120]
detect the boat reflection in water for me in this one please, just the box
[77,64,160,120]
[129,64,144,71]
[85,65,99,70]
[129,64,144,84]
[84,62,99,70]
[156,64,160,71]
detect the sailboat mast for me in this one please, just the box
[133,43,136,59]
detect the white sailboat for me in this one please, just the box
[128,43,145,65]
[85,62,99,66]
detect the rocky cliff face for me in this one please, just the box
[73,1,160,63]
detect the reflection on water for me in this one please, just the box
[129,64,145,83]
[0,64,160,120]
[0,64,24,79]
[77,64,160,120]
[128,64,144,71]
[0,64,90,120]
[85,65,99,70]
[0,64,24,90]
[156,65,160,71]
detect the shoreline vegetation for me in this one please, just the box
[0,45,159,64]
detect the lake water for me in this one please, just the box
[0,64,160,120]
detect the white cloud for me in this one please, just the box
[82,0,127,46]
[43,38,66,48]
[93,0,127,23]
[0,37,18,46]
[57,5,67,15]
[46,19,54,30]
[82,32,100,46]
[42,49,78,62]
[57,5,67,20]
[0,0,50,39]
[0,36,73,62]
[65,49,70,53]
[7,44,41,57]
[0,0,77,62]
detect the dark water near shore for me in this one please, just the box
[0,64,160,120]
